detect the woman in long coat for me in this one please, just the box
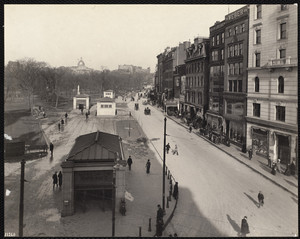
[240,216,249,236]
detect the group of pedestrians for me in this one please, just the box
[52,171,63,190]
[165,143,178,156]
[58,112,68,132]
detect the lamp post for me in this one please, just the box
[19,159,25,237]
[162,117,167,212]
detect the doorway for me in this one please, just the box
[277,134,290,167]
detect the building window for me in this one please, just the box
[256,29,261,44]
[280,23,287,39]
[238,80,242,92]
[228,28,232,37]
[216,35,220,45]
[253,103,261,117]
[276,106,285,122]
[212,36,215,46]
[256,5,262,19]
[197,77,200,86]
[255,52,261,67]
[221,32,225,43]
[229,80,233,91]
[221,49,224,60]
[234,63,239,75]
[239,43,243,55]
[233,80,238,92]
[279,49,286,59]
[229,46,233,57]
[281,4,288,11]
[255,77,260,92]
[278,76,284,93]
[235,26,239,35]
[239,62,243,74]
[234,45,238,56]
[241,23,245,32]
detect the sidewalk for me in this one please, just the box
[165,113,298,198]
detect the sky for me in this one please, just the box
[4,4,244,72]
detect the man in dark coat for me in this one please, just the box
[173,182,178,200]
[49,142,54,156]
[257,191,264,208]
[248,149,253,160]
[58,171,63,189]
[240,216,250,237]
[52,172,58,189]
[156,204,164,223]
[127,156,133,171]
[146,159,151,174]
[166,143,170,154]
[156,218,163,237]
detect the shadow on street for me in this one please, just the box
[243,192,259,208]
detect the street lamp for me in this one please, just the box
[162,117,167,212]
[19,159,26,237]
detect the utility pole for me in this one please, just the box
[162,117,167,212]
[19,159,26,237]
[112,170,116,237]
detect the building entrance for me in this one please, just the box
[74,189,112,213]
[277,134,290,167]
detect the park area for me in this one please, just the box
[4,96,73,162]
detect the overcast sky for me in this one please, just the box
[5,4,244,72]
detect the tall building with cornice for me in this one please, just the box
[246,4,298,170]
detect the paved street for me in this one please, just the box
[129,95,298,237]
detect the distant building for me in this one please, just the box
[223,5,249,148]
[73,94,90,110]
[207,20,226,131]
[70,58,94,74]
[246,4,298,168]
[103,90,115,99]
[97,97,116,116]
[118,64,150,74]
[184,37,210,120]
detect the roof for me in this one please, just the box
[75,94,90,98]
[66,131,122,161]
[98,97,115,103]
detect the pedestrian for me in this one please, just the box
[189,125,192,133]
[49,142,54,156]
[129,111,131,117]
[156,204,164,223]
[81,108,83,115]
[52,172,58,189]
[271,160,277,175]
[257,191,264,208]
[290,160,296,176]
[240,216,250,237]
[58,122,61,131]
[267,156,272,168]
[85,112,88,120]
[146,159,151,174]
[173,144,179,155]
[248,148,253,160]
[156,218,163,237]
[166,143,170,154]
[127,156,133,171]
[173,182,178,200]
[65,112,68,119]
[173,233,178,237]
[61,118,64,125]
[58,171,63,189]
[276,159,282,173]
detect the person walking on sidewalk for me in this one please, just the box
[127,156,133,171]
[173,182,178,200]
[257,191,264,208]
[240,216,250,237]
[52,172,58,189]
[58,171,63,189]
[49,142,54,156]
[166,143,170,154]
[248,148,253,160]
[173,144,179,155]
[189,125,192,133]
[267,156,272,168]
[156,204,164,223]
[146,159,151,174]
[58,122,61,132]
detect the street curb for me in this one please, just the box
[166,115,298,198]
